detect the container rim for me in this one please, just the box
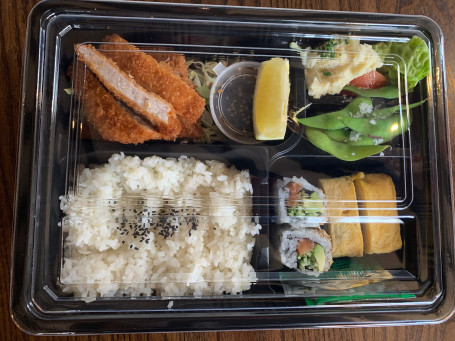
[10,0,454,334]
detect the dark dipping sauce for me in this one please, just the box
[219,72,256,135]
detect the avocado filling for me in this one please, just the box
[288,191,325,217]
[297,244,325,272]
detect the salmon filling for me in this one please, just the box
[296,238,325,272]
[284,182,325,217]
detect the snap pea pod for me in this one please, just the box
[342,85,400,99]
[305,127,389,161]
[371,99,426,119]
[295,98,425,133]
[341,112,412,140]
[320,128,385,146]
[294,97,372,129]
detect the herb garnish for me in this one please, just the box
[316,37,350,58]
[317,39,338,58]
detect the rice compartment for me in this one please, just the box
[60,153,262,301]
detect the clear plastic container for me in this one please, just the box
[11,0,454,334]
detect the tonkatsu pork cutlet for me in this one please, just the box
[147,49,191,84]
[75,44,181,139]
[70,63,170,144]
[177,116,204,139]
[100,34,205,124]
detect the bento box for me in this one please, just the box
[11,0,455,334]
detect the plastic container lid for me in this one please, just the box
[10,0,454,334]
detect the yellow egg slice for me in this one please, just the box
[253,58,290,140]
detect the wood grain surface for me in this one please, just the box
[1,0,454,339]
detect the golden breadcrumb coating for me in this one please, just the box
[71,63,176,144]
[75,43,181,138]
[100,34,205,124]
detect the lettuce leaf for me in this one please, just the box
[372,36,430,90]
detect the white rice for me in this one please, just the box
[59,153,261,301]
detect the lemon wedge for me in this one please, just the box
[253,58,290,140]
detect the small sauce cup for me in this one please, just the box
[210,61,260,144]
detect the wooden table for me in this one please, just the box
[1,0,454,339]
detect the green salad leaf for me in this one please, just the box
[372,36,430,90]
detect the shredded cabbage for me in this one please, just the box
[186,60,227,143]
[187,60,225,100]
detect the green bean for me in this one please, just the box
[318,128,350,143]
[342,86,400,99]
[320,128,384,146]
[294,97,372,129]
[295,98,425,138]
[322,127,399,146]
[296,97,426,160]
[305,127,389,161]
[341,112,412,140]
[372,99,426,119]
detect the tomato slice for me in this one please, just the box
[348,70,387,89]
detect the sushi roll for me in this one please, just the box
[279,227,333,276]
[275,176,327,228]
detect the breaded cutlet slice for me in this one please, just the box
[75,44,181,139]
[100,34,205,124]
[71,63,172,144]
[177,116,204,139]
[147,49,191,83]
